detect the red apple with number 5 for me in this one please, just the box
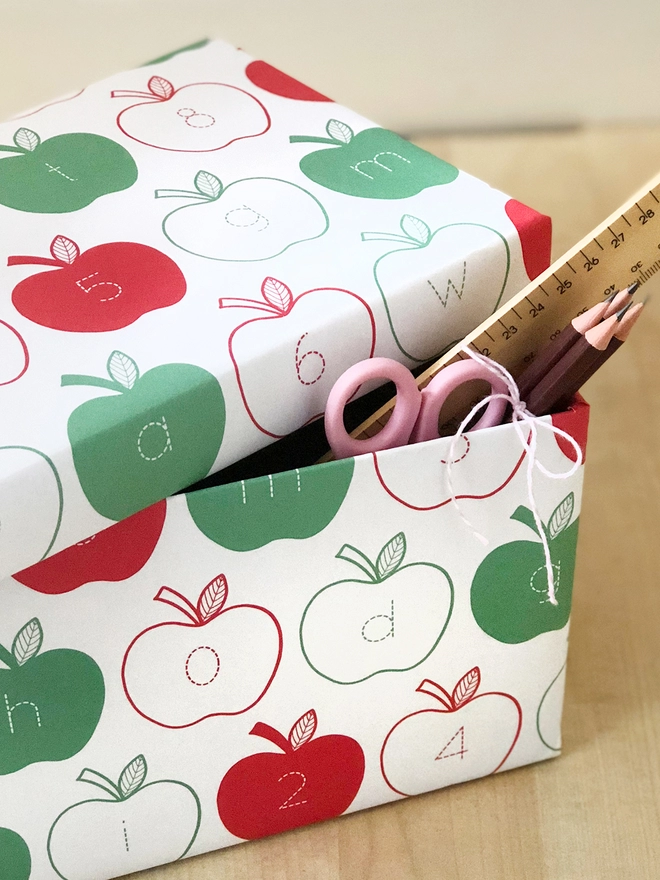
[220,277,376,437]
[9,235,186,331]
[217,709,364,840]
[380,668,522,796]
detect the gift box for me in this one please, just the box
[0,36,564,880]
[0,38,551,583]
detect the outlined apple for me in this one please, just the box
[156,171,329,261]
[220,276,376,437]
[111,75,270,152]
[0,618,104,775]
[471,492,579,644]
[245,60,332,101]
[187,457,354,551]
[0,320,29,385]
[0,827,31,880]
[380,668,522,796]
[47,754,201,880]
[62,350,225,521]
[13,500,166,594]
[505,198,552,281]
[290,119,458,199]
[0,445,63,577]
[536,662,566,752]
[122,573,282,728]
[300,532,454,685]
[217,708,364,839]
[9,235,187,332]
[362,214,511,362]
[0,127,137,213]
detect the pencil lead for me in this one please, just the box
[614,302,644,341]
[604,289,618,303]
[627,280,640,296]
[616,300,635,321]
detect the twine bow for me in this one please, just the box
[445,348,583,606]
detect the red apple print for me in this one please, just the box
[217,709,365,840]
[112,76,270,152]
[245,61,332,102]
[122,574,282,728]
[0,319,29,385]
[220,277,376,437]
[13,500,166,594]
[380,669,522,796]
[8,236,186,332]
[550,395,589,463]
[505,199,552,281]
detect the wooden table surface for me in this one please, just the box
[127,126,660,880]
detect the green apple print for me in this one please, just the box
[471,493,579,644]
[300,533,454,684]
[63,351,225,521]
[156,171,329,261]
[290,119,458,199]
[187,457,354,551]
[0,127,137,213]
[0,828,31,880]
[47,754,201,880]
[0,618,104,775]
[363,215,511,362]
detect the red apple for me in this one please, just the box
[245,61,332,102]
[505,199,552,281]
[13,500,166,594]
[550,395,589,463]
[122,574,282,728]
[9,235,186,331]
[0,319,29,385]
[220,277,376,437]
[380,669,522,796]
[217,709,365,839]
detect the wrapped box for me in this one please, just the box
[0,37,565,880]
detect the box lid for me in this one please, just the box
[0,39,550,580]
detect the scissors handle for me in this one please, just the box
[409,359,509,443]
[325,358,421,459]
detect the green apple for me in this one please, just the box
[300,532,454,684]
[290,119,458,199]
[0,827,31,880]
[187,457,354,551]
[471,493,579,644]
[0,618,104,775]
[0,128,137,213]
[47,754,201,879]
[63,350,225,521]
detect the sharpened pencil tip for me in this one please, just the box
[627,280,640,295]
[616,301,635,320]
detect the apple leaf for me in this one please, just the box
[148,76,174,100]
[376,532,406,579]
[107,351,139,389]
[14,128,40,152]
[549,493,574,539]
[289,710,317,750]
[400,215,430,245]
[50,235,80,265]
[197,574,228,621]
[119,755,147,798]
[262,277,293,313]
[326,119,353,144]
[194,170,222,200]
[452,667,481,708]
[12,618,42,666]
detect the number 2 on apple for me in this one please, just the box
[76,272,122,302]
[278,771,308,810]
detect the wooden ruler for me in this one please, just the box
[351,168,660,441]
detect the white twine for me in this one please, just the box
[444,348,583,606]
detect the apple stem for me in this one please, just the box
[360,232,422,245]
[336,544,379,582]
[111,89,159,100]
[0,144,28,155]
[7,255,64,268]
[77,767,122,800]
[218,297,279,314]
[60,374,125,393]
[0,643,17,670]
[416,679,455,711]
[154,188,211,202]
[250,722,292,754]
[154,587,202,625]
[289,135,341,145]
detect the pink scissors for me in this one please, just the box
[325,357,508,460]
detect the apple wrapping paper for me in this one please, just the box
[0,398,588,879]
[0,38,551,582]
